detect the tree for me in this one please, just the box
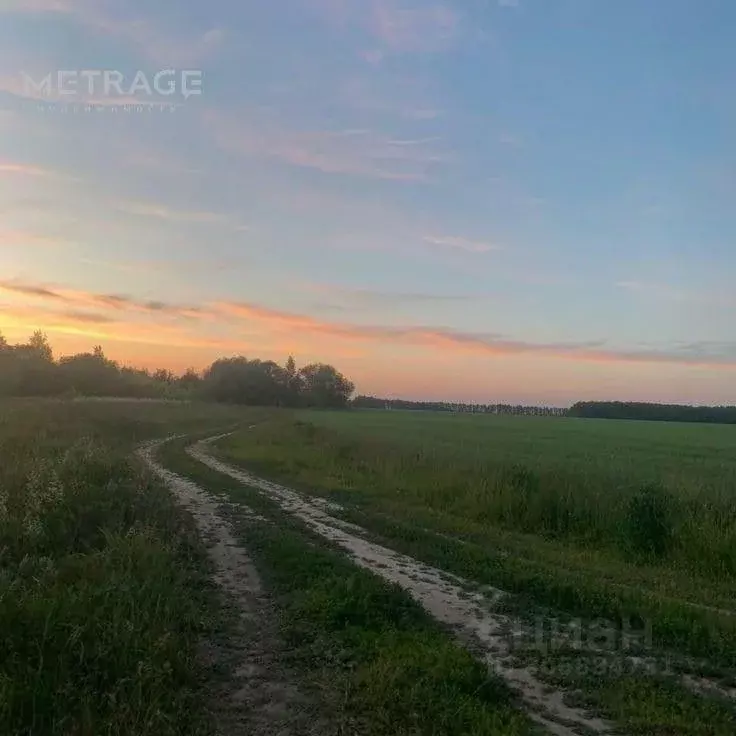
[0,333,358,408]
[298,363,355,408]
[283,355,301,407]
[153,369,175,384]
[285,355,297,380]
[58,350,120,396]
[202,357,287,406]
[178,368,202,392]
[6,333,58,395]
[28,331,53,362]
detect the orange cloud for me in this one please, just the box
[1,303,241,352]
[0,280,204,319]
[213,300,736,369]
[4,278,736,370]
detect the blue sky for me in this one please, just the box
[1,0,735,404]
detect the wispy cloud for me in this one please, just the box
[339,72,444,123]
[0,303,253,356]
[423,235,502,253]
[0,159,79,182]
[205,109,449,181]
[616,280,736,309]
[311,0,461,54]
[0,228,67,249]
[3,0,74,12]
[371,1,459,53]
[1,302,117,328]
[7,277,736,369]
[212,300,736,368]
[302,282,470,306]
[2,1,226,66]
[115,201,248,230]
[0,280,204,319]
[0,71,181,109]
[0,162,52,177]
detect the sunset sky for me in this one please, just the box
[2,0,735,405]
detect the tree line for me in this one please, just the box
[352,396,567,416]
[0,332,355,408]
[3,332,734,422]
[355,397,736,424]
[568,401,736,424]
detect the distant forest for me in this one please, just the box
[352,396,567,416]
[568,401,736,425]
[354,397,736,424]
[0,331,354,408]
[2,332,734,423]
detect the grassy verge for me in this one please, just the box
[196,426,736,734]
[210,418,736,668]
[520,648,736,735]
[0,400,265,736]
[160,437,535,736]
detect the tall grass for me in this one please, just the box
[0,404,215,735]
[162,439,533,736]
[219,416,736,581]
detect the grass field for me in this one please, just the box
[160,436,535,735]
[0,399,250,735]
[214,411,736,667]
[2,399,735,735]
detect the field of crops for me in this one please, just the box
[216,411,736,664]
[1,399,734,735]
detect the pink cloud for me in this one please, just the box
[423,235,502,254]
[0,228,67,249]
[211,300,736,369]
[8,277,736,370]
[4,0,74,11]
[370,1,459,53]
[204,109,448,181]
[310,0,461,54]
[0,161,56,177]
[3,1,225,66]
[115,201,248,230]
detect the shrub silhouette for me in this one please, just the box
[625,483,675,559]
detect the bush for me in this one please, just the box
[624,483,676,559]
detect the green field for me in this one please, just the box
[0,399,249,735]
[215,411,736,664]
[2,399,735,735]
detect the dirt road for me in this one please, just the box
[145,434,619,736]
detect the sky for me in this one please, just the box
[1,0,735,405]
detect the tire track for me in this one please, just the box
[138,439,332,736]
[186,434,614,736]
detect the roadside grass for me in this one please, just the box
[160,437,536,736]
[525,649,736,735]
[0,399,262,736]
[210,416,736,670]
[200,422,736,736]
[222,412,736,579]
